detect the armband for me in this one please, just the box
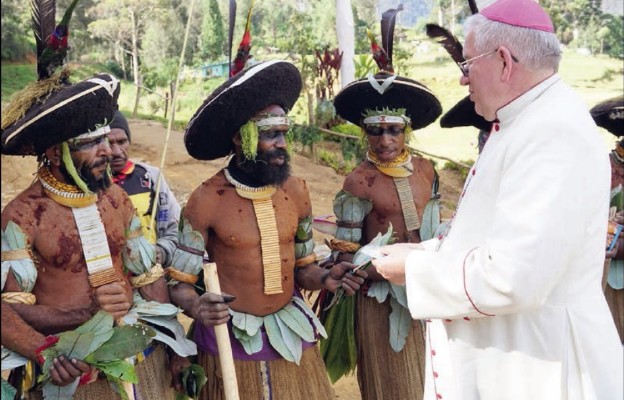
[165,267,199,285]
[295,253,317,268]
[326,238,361,253]
[123,215,157,275]
[2,221,38,293]
[168,218,205,285]
[1,291,36,305]
[130,264,165,288]
[333,190,373,243]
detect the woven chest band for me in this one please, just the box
[252,198,283,295]
[71,204,117,287]
[393,177,420,232]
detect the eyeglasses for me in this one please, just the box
[458,49,519,77]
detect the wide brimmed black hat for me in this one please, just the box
[440,95,492,132]
[333,72,441,130]
[1,73,120,156]
[590,95,623,137]
[184,60,302,160]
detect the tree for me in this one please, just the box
[199,0,225,61]
[0,0,31,61]
[88,0,162,117]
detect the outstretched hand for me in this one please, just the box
[323,261,367,295]
[190,292,236,327]
[372,243,421,285]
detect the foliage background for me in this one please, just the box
[1,0,623,165]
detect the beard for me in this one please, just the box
[235,148,291,187]
[60,156,112,192]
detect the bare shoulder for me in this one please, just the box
[281,175,309,197]
[184,171,228,225]
[187,172,228,207]
[342,161,378,199]
[412,156,436,181]
[281,175,312,216]
[1,182,47,233]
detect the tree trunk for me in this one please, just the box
[336,0,355,88]
[130,9,141,118]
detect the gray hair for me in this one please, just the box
[464,14,561,72]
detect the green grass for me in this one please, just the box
[2,49,622,163]
[1,63,36,103]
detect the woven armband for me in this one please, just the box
[1,291,36,305]
[168,218,205,285]
[333,190,373,244]
[295,253,317,268]
[165,267,199,285]
[326,238,361,253]
[295,216,316,265]
[130,264,165,288]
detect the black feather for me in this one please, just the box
[380,4,403,64]
[30,0,56,59]
[468,0,479,15]
[425,23,465,66]
[228,0,237,77]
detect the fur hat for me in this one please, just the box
[333,71,441,130]
[184,60,302,160]
[590,95,623,137]
[1,73,120,156]
[110,110,131,141]
[440,95,492,132]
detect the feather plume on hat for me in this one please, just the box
[2,0,80,131]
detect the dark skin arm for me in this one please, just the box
[336,251,385,281]
[169,282,233,327]
[295,261,367,293]
[138,276,172,304]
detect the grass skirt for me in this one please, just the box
[356,293,426,400]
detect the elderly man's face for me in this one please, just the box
[108,128,130,174]
[460,32,503,122]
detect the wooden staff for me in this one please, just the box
[202,262,240,400]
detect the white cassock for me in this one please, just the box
[405,74,623,400]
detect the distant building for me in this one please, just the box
[181,61,230,81]
[376,0,434,28]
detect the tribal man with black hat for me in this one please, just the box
[321,12,442,399]
[168,59,367,399]
[592,94,624,344]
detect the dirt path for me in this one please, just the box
[0,118,464,399]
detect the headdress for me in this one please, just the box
[184,60,302,160]
[590,95,624,137]
[1,0,120,156]
[333,7,441,130]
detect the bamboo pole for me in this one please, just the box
[202,262,239,400]
[147,0,197,233]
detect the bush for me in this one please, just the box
[442,160,474,180]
